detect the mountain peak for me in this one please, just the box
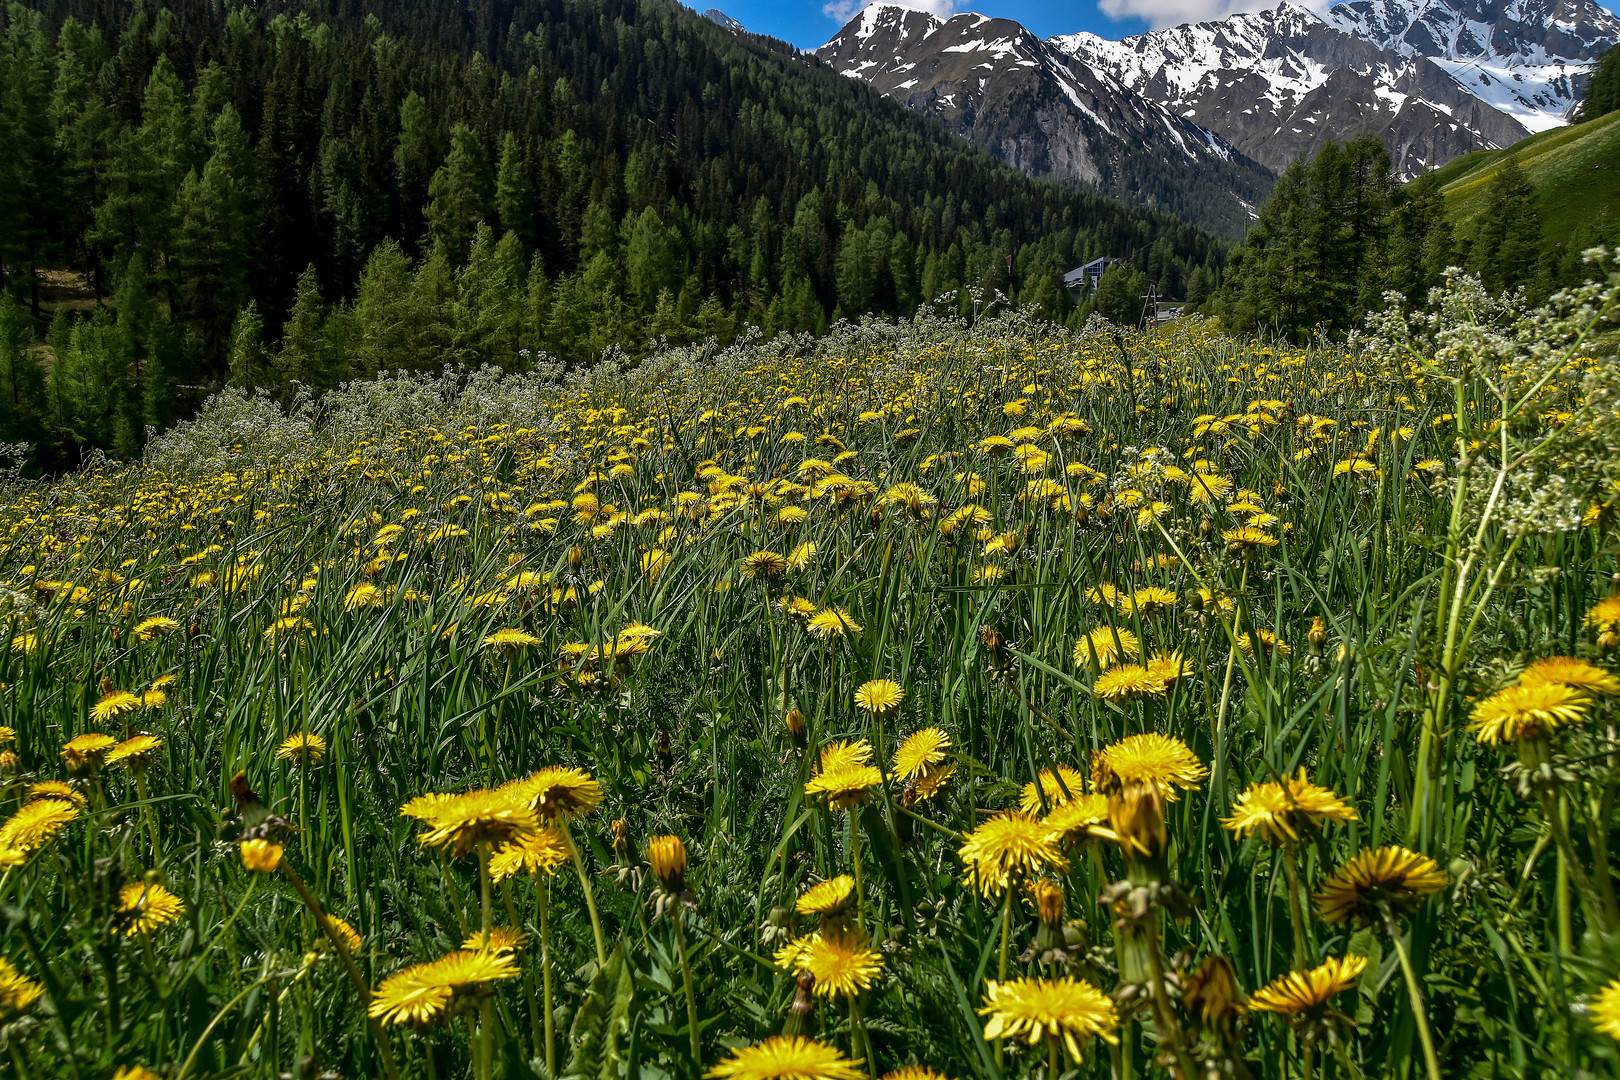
[701,8,744,33]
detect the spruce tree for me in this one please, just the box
[426,126,495,261]
[1470,161,1541,294]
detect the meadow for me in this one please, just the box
[1,264,1618,1080]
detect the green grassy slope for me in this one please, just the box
[1436,110,1620,244]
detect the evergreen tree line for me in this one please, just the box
[0,0,1224,469]
[1212,134,1607,340]
[1576,42,1620,122]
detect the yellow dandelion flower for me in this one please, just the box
[1315,846,1448,925]
[1092,663,1169,702]
[796,875,856,917]
[0,799,82,856]
[854,678,905,717]
[462,926,529,953]
[1019,766,1087,813]
[277,732,328,766]
[490,826,570,881]
[482,628,542,652]
[1247,955,1366,1016]
[741,550,790,580]
[892,727,949,780]
[368,949,520,1026]
[502,766,603,822]
[116,881,185,935]
[1220,769,1357,845]
[1092,734,1207,797]
[808,607,862,639]
[401,788,538,857]
[1073,627,1140,668]
[0,957,44,1016]
[1589,977,1620,1040]
[978,976,1119,1062]
[89,691,140,724]
[785,929,885,999]
[959,812,1068,897]
[1519,656,1620,696]
[106,735,162,769]
[1469,682,1590,745]
[703,1036,865,1080]
[240,839,284,872]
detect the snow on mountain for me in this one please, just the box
[701,8,745,34]
[816,6,1275,237]
[1325,0,1620,128]
[1052,1,1533,174]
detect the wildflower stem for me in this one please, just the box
[1281,845,1309,970]
[995,887,1012,1070]
[566,824,608,966]
[675,914,702,1067]
[849,809,864,927]
[503,879,541,1058]
[539,877,555,1075]
[1385,912,1443,1080]
[280,864,400,1080]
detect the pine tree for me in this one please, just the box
[1576,44,1620,122]
[274,266,329,390]
[1389,172,1453,305]
[495,132,534,246]
[1470,161,1541,294]
[427,125,494,260]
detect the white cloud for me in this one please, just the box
[822,0,963,28]
[1098,0,1331,31]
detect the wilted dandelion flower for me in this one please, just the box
[1315,846,1447,925]
[504,766,603,821]
[240,839,284,872]
[1248,955,1365,1017]
[1221,769,1357,845]
[910,763,955,803]
[854,678,905,717]
[958,812,1068,896]
[1019,766,1087,813]
[1092,734,1208,796]
[892,727,949,780]
[1469,682,1590,744]
[978,976,1119,1061]
[116,881,186,935]
[277,733,328,766]
[368,949,521,1025]
[703,1036,865,1080]
[1073,627,1140,667]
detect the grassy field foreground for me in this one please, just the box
[0,272,1619,1080]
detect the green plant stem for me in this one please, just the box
[503,880,541,1058]
[539,877,556,1075]
[1282,845,1309,970]
[849,808,864,927]
[566,824,608,966]
[1386,913,1443,1080]
[675,914,702,1068]
[995,888,1012,1070]
[281,863,400,1080]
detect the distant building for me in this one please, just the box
[1062,257,1121,301]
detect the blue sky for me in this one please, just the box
[712,0,1153,49]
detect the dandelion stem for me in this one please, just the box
[503,879,541,1059]
[675,913,702,1067]
[1386,911,1443,1080]
[1281,845,1309,970]
[566,824,608,966]
[539,877,556,1075]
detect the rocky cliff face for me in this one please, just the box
[1053,2,1533,175]
[1325,0,1620,127]
[817,6,1276,237]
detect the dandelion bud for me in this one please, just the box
[1108,782,1168,861]
[1308,616,1327,653]
[1183,954,1244,1039]
[1199,515,1213,537]
[783,971,816,1037]
[784,707,807,751]
[568,546,585,568]
[1029,878,1065,929]
[611,817,634,862]
[1600,630,1618,653]
[0,751,17,777]
[979,624,1004,654]
[240,839,284,873]
[647,834,688,889]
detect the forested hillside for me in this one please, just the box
[0,0,1224,468]
[1212,123,1620,339]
